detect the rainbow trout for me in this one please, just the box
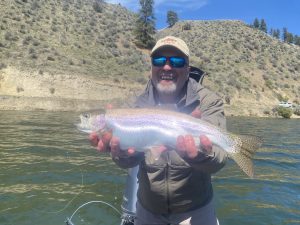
[77,108,262,177]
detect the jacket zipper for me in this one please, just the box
[166,153,170,214]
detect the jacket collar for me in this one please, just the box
[135,78,200,110]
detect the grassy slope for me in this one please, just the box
[0,0,149,82]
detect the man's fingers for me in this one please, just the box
[184,135,198,159]
[200,135,212,154]
[191,108,202,118]
[110,137,121,155]
[93,131,112,152]
[176,135,186,157]
[102,131,112,146]
[127,147,136,155]
[110,137,135,157]
[97,139,105,152]
[89,132,99,147]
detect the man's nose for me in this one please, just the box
[162,60,172,71]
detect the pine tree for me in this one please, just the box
[167,11,178,27]
[294,35,300,46]
[134,0,156,49]
[287,33,294,44]
[253,18,260,29]
[260,19,267,33]
[275,29,280,39]
[270,28,280,39]
[283,27,288,42]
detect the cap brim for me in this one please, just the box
[151,45,189,57]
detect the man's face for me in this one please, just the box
[151,47,189,97]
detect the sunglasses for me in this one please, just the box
[152,56,186,68]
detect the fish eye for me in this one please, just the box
[83,113,90,118]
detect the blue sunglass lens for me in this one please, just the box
[152,57,167,67]
[152,56,186,68]
[170,57,185,68]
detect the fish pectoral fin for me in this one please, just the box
[230,134,263,178]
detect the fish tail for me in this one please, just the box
[229,134,262,177]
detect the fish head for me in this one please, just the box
[77,113,106,134]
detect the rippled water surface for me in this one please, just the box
[0,111,299,225]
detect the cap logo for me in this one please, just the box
[161,37,177,44]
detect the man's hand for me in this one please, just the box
[191,108,202,118]
[175,107,212,159]
[176,135,213,159]
[89,131,112,152]
[110,137,136,158]
[89,131,135,158]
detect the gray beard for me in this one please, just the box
[156,82,177,94]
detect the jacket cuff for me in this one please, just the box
[112,152,144,169]
[185,146,228,174]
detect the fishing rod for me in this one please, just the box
[65,200,121,225]
[65,162,139,225]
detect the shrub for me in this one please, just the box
[0,63,7,70]
[47,56,55,61]
[17,86,24,92]
[276,93,288,102]
[265,80,273,89]
[5,32,18,41]
[182,23,191,31]
[225,96,231,104]
[93,1,104,13]
[135,76,147,84]
[121,40,130,48]
[49,87,55,94]
[293,108,300,116]
[275,106,293,118]
[30,53,38,59]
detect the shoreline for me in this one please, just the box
[1,67,299,118]
[1,94,299,119]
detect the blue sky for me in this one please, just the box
[107,0,300,36]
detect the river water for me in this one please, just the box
[0,111,299,225]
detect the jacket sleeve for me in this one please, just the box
[187,88,228,174]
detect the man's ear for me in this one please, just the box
[187,65,191,78]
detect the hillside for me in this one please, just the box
[158,20,300,116]
[0,0,150,78]
[0,0,299,116]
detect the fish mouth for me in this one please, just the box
[76,113,92,133]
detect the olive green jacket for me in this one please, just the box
[113,78,228,214]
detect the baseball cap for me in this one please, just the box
[151,36,189,57]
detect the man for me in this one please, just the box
[90,36,227,225]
